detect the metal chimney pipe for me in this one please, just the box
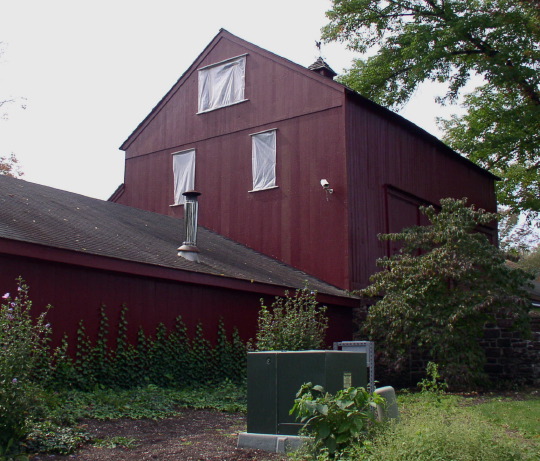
[178,190,201,262]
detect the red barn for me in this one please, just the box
[112,29,497,292]
[0,30,497,348]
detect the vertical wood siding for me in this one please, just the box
[114,32,496,293]
[115,35,351,289]
[0,254,356,352]
[346,98,497,290]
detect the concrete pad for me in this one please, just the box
[237,432,310,454]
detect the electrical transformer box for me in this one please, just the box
[247,351,367,436]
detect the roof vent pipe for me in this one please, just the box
[178,190,201,262]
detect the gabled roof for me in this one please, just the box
[119,29,496,181]
[343,89,499,180]
[0,175,350,298]
[120,28,344,151]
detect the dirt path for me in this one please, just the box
[30,409,287,461]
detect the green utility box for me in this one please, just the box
[247,351,367,436]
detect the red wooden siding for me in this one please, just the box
[121,35,344,159]
[0,253,357,352]
[116,33,351,289]
[346,97,497,290]
[114,30,497,293]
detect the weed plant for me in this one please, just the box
[23,422,91,456]
[255,287,328,351]
[0,279,51,457]
[290,383,383,459]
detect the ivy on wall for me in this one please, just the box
[37,305,247,391]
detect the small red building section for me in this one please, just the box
[0,175,357,350]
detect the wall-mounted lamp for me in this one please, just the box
[320,179,334,196]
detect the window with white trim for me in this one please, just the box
[251,129,276,191]
[198,55,246,113]
[172,149,196,205]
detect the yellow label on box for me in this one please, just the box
[343,372,352,388]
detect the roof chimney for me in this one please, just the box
[308,57,337,79]
[178,190,201,262]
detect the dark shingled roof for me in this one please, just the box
[0,175,349,297]
[307,57,337,78]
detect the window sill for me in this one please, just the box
[169,203,184,207]
[248,186,279,193]
[197,99,249,115]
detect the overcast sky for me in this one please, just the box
[0,0,462,200]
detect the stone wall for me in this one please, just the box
[480,313,540,386]
[353,308,540,388]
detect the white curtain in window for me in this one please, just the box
[173,149,196,205]
[252,130,276,191]
[198,56,246,112]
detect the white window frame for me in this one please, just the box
[250,129,277,192]
[197,54,247,113]
[171,149,196,206]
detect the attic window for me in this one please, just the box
[250,129,277,192]
[198,55,247,113]
[172,149,196,206]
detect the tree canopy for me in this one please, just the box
[322,0,539,219]
[360,198,532,388]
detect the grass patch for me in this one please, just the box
[350,391,539,461]
[468,394,540,440]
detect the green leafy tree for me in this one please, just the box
[516,244,540,276]
[322,0,539,219]
[496,207,539,258]
[360,198,532,388]
[440,85,539,218]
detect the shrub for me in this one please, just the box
[360,198,533,389]
[255,287,328,351]
[290,382,383,459]
[0,279,51,453]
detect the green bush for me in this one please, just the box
[0,279,50,453]
[360,198,532,389]
[290,383,383,459]
[255,287,328,351]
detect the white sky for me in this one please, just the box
[0,0,463,200]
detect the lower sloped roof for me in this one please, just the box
[0,175,349,298]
